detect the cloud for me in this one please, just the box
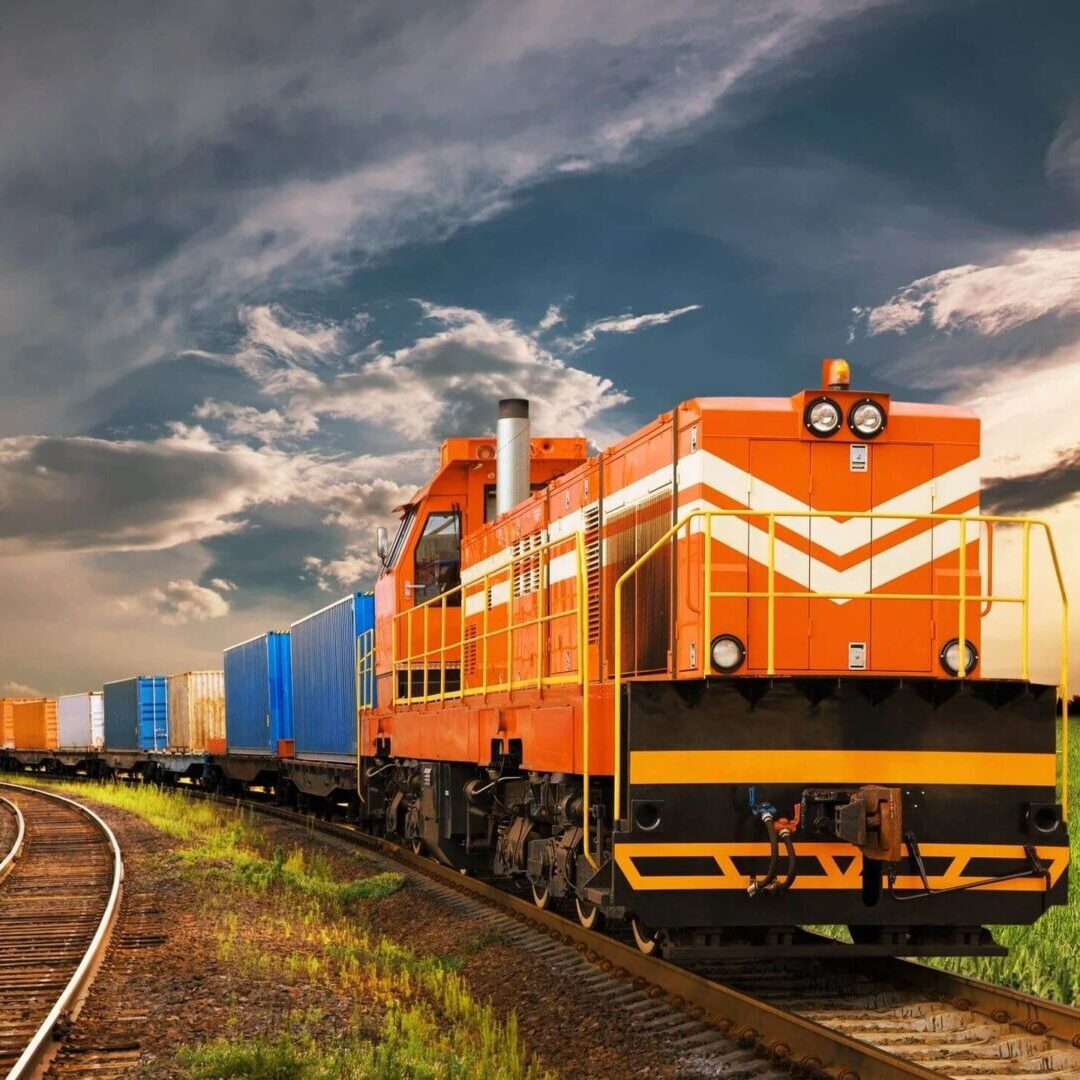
[1,681,42,698]
[0,0,891,433]
[190,304,342,396]
[0,427,300,552]
[121,578,234,625]
[566,304,702,349]
[854,229,1080,684]
[1046,103,1080,192]
[536,304,565,333]
[211,300,634,443]
[855,240,1080,338]
[193,400,318,444]
[304,549,381,593]
[982,448,1080,516]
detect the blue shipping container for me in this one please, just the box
[224,631,292,754]
[103,676,168,751]
[290,593,374,761]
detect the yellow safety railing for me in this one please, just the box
[390,529,595,865]
[357,629,376,712]
[392,530,589,703]
[355,628,376,802]
[613,509,1070,825]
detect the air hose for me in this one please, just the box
[765,824,798,893]
[747,811,780,897]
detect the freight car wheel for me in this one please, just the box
[575,897,605,930]
[530,881,552,910]
[631,916,660,956]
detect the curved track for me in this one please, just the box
[0,783,123,1080]
[191,790,1080,1080]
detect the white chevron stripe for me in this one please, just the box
[456,450,981,609]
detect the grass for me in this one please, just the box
[178,1000,541,1080]
[7,779,549,1079]
[925,718,1080,1003]
[809,719,1080,1004]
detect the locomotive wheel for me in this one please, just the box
[575,897,605,930]
[631,916,660,956]
[530,881,552,910]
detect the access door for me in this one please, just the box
[747,441,809,671]
[809,442,871,671]
[871,444,934,672]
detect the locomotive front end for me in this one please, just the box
[609,361,1069,956]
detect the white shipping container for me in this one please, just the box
[58,692,105,749]
[168,670,225,751]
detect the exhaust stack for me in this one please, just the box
[496,398,530,517]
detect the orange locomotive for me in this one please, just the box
[360,360,1069,957]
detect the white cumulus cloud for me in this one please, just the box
[856,240,1080,338]
[121,578,233,626]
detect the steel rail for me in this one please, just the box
[192,788,1080,1078]
[0,782,124,1080]
[14,775,1078,1078]
[182,788,939,1080]
[0,796,25,884]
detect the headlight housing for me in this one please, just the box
[939,638,978,676]
[848,398,887,439]
[803,396,842,437]
[710,634,745,673]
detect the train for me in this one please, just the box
[1,359,1070,960]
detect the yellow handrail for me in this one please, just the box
[355,628,376,802]
[613,508,1069,826]
[391,530,588,703]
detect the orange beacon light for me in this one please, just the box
[822,357,851,390]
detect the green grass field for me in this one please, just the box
[927,718,1080,1004]
[4,778,550,1080]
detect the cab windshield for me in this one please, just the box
[384,508,417,570]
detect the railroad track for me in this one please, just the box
[187,789,1080,1080]
[9,776,1080,1080]
[0,783,123,1080]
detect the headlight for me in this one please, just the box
[711,634,745,673]
[848,398,886,439]
[804,396,842,437]
[939,638,978,676]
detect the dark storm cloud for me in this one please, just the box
[982,449,1080,516]
[0,431,290,550]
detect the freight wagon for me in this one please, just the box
[0,697,57,751]
[215,631,292,789]
[281,594,374,803]
[102,676,168,772]
[141,670,228,784]
[167,670,225,751]
[58,691,105,750]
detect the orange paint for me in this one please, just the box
[1,697,58,751]
[364,374,996,777]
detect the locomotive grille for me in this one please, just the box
[584,503,601,645]
[608,487,673,675]
[511,529,544,598]
[464,624,478,677]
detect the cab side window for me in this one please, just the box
[413,511,461,604]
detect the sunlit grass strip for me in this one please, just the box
[13,778,548,1077]
[926,719,1080,1003]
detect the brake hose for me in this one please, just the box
[747,813,779,897]
[765,825,798,893]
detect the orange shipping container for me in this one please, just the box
[1,698,58,751]
[167,671,225,751]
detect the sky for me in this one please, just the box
[1,0,1079,695]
